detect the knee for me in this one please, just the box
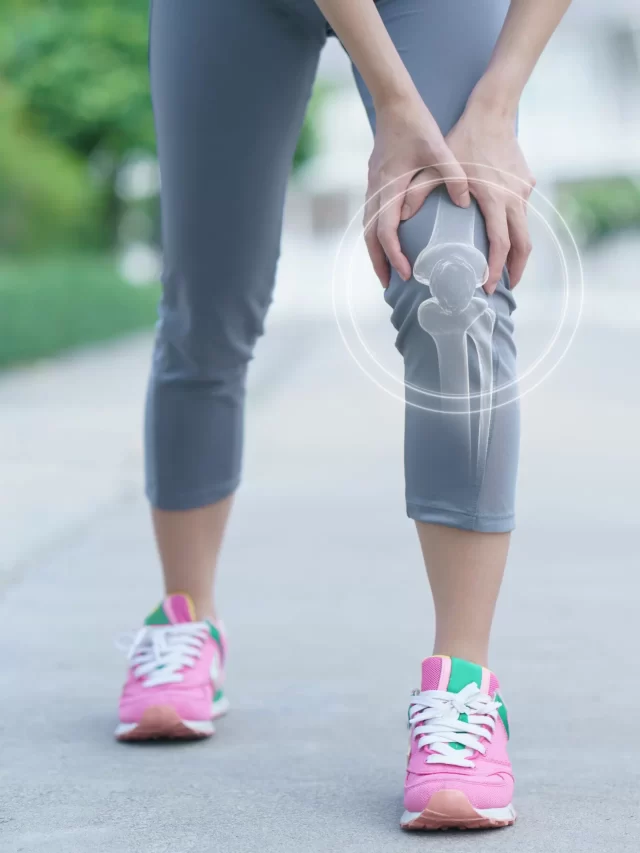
[387,189,515,351]
[398,187,495,278]
[153,274,269,383]
[152,313,254,386]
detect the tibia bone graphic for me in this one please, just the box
[413,195,496,477]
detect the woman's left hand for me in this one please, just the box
[401,95,536,294]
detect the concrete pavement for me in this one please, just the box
[1,240,639,851]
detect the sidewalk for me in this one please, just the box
[1,241,639,852]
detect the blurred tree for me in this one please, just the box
[2,2,153,156]
[1,0,153,246]
[0,83,97,252]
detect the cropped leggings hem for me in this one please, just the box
[146,476,241,513]
[406,501,515,534]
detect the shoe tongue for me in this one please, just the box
[144,593,196,626]
[421,656,494,695]
[420,657,501,751]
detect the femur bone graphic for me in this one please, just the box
[412,196,496,476]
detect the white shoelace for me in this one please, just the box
[409,683,502,769]
[118,623,210,688]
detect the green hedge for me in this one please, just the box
[557,177,640,246]
[0,254,159,368]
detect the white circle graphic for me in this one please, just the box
[331,169,584,415]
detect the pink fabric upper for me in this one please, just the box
[405,656,513,812]
[119,595,225,724]
[421,656,446,691]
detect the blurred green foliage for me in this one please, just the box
[0,85,98,252]
[557,177,640,246]
[293,82,328,172]
[1,0,153,250]
[2,1,153,158]
[0,254,159,367]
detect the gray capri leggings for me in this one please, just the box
[146,0,519,533]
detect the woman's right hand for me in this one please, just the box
[365,93,471,287]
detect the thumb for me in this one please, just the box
[438,159,471,209]
[400,169,439,221]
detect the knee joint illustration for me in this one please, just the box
[413,195,496,475]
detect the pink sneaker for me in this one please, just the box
[401,656,516,831]
[115,593,228,741]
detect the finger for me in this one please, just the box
[505,206,532,288]
[476,195,510,294]
[437,157,471,208]
[365,229,390,287]
[363,192,390,287]
[377,182,412,281]
[400,168,441,221]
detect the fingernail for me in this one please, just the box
[460,192,471,208]
[401,203,411,220]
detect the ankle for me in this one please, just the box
[164,590,217,623]
[432,644,489,669]
[193,601,217,623]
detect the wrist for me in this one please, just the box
[372,74,422,114]
[466,72,520,122]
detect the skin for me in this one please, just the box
[157,0,572,671]
[417,525,510,668]
[153,498,232,623]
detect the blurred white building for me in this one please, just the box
[523,0,640,182]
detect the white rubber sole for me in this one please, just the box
[401,791,516,831]
[115,695,230,741]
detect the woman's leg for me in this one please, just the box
[116,0,327,740]
[352,0,517,667]
[146,0,327,618]
[352,0,519,828]
[417,525,509,668]
[151,502,233,623]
